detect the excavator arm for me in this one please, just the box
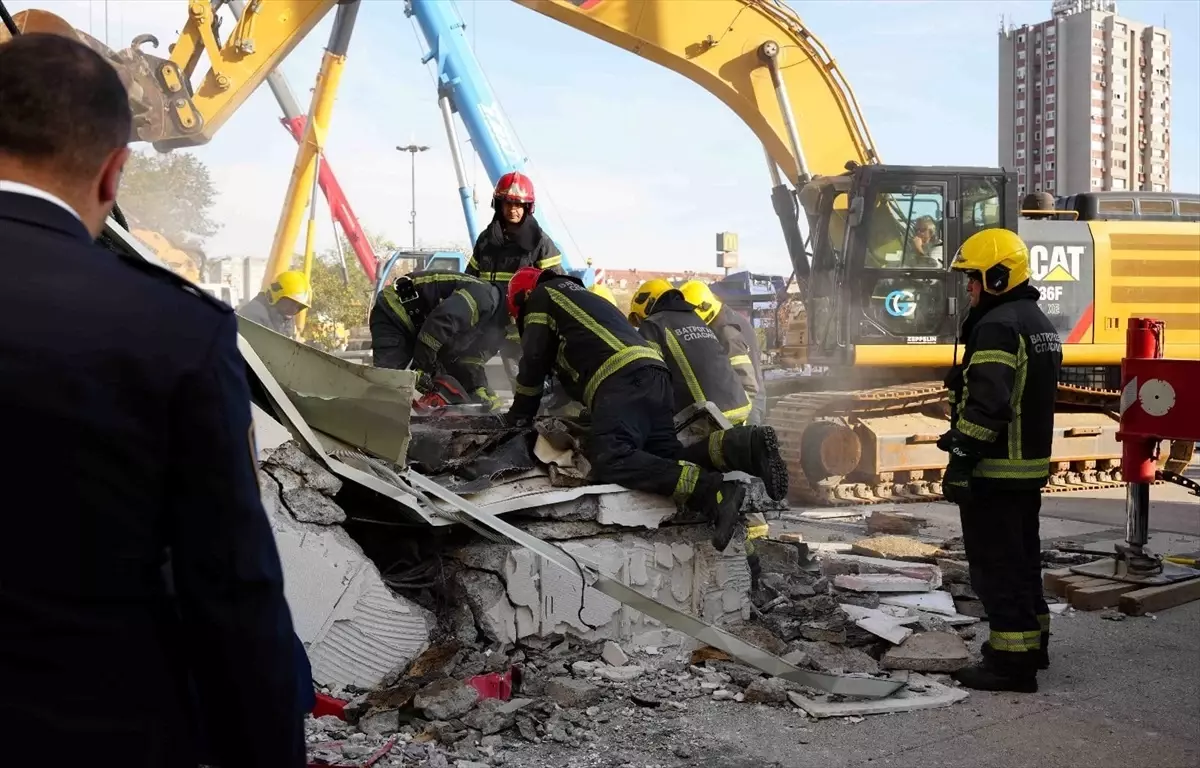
[513,0,879,182]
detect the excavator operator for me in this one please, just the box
[237,269,310,338]
[370,269,505,410]
[467,171,563,391]
[679,280,765,426]
[504,268,788,552]
[939,228,1061,694]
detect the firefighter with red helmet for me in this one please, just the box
[468,172,564,391]
[504,267,789,552]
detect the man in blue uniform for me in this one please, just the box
[0,33,305,767]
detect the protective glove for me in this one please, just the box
[413,370,435,395]
[938,430,979,504]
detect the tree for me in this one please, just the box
[303,230,398,350]
[118,150,221,250]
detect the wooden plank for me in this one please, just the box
[1119,577,1200,616]
[1043,567,1075,594]
[1070,581,1140,611]
[1064,577,1118,598]
[1053,574,1103,598]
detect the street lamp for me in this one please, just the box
[396,143,430,250]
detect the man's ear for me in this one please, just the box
[99,146,131,205]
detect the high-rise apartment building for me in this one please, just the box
[998,0,1171,197]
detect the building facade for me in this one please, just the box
[998,0,1171,198]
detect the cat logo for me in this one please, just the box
[1029,244,1084,282]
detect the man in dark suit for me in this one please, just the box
[0,33,305,767]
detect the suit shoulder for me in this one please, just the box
[107,245,233,315]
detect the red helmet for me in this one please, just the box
[507,266,544,319]
[493,171,536,212]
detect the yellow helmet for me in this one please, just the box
[627,278,674,326]
[268,270,312,308]
[589,282,618,307]
[679,280,722,325]
[951,228,1031,295]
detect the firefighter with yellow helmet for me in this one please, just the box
[237,270,311,338]
[678,280,765,425]
[940,227,1061,693]
[589,282,619,307]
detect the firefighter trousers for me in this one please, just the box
[958,489,1049,674]
[586,365,726,504]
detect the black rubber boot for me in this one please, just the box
[982,635,1050,671]
[695,479,746,551]
[954,654,1038,693]
[718,426,789,502]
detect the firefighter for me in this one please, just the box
[467,171,563,390]
[679,280,765,425]
[628,279,752,426]
[589,281,619,307]
[939,228,1061,693]
[237,269,310,337]
[679,279,771,560]
[504,268,787,551]
[370,269,505,410]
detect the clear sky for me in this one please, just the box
[11,0,1199,276]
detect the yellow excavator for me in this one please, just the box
[10,0,1197,504]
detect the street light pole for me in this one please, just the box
[396,143,429,250]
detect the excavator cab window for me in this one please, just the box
[851,179,960,344]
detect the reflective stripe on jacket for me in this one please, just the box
[511,273,664,418]
[638,291,751,424]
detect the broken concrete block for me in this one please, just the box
[788,673,968,718]
[880,632,970,673]
[833,573,933,593]
[263,475,433,690]
[600,641,629,667]
[414,679,480,721]
[936,558,972,584]
[851,535,943,562]
[755,538,806,575]
[788,640,879,675]
[595,664,645,683]
[461,698,519,736]
[820,553,942,587]
[867,510,925,536]
[800,620,848,644]
[357,708,400,737]
[880,591,957,616]
[280,486,347,525]
[571,660,599,678]
[545,677,602,708]
[742,677,789,705]
[595,490,677,529]
[954,598,988,619]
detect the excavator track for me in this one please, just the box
[768,381,1195,507]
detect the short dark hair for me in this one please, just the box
[0,33,132,178]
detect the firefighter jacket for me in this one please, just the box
[638,291,752,424]
[467,213,563,287]
[711,305,764,421]
[237,291,295,337]
[510,273,665,420]
[370,270,502,373]
[945,283,1062,490]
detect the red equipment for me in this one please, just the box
[281,116,378,282]
[1113,317,1200,575]
[507,266,543,319]
[493,171,536,211]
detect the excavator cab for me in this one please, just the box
[802,165,1017,370]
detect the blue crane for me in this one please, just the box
[406,0,593,285]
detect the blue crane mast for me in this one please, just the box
[405,0,593,284]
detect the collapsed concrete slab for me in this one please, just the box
[253,406,434,691]
[452,524,751,647]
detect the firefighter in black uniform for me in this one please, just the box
[939,228,1061,693]
[504,268,788,551]
[0,34,303,766]
[467,171,563,392]
[680,280,765,425]
[629,279,753,426]
[370,270,505,409]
